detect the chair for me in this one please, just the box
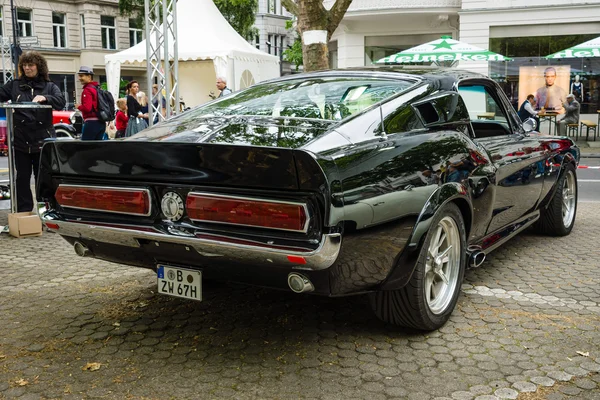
[580,120,598,141]
[567,123,579,139]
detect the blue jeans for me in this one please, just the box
[81,120,106,141]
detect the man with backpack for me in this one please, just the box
[76,66,114,140]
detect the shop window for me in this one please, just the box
[489,34,600,113]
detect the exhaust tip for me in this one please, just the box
[287,273,314,293]
[468,250,486,268]
[74,241,91,257]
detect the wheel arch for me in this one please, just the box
[379,182,472,291]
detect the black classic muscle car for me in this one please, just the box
[36,69,579,331]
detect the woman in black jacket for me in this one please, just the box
[0,51,65,212]
[124,80,148,137]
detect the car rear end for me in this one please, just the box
[37,140,341,298]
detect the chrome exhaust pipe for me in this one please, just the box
[73,241,91,257]
[468,250,486,268]
[287,273,314,293]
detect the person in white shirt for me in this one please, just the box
[518,94,540,130]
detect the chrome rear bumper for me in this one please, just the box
[39,210,341,271]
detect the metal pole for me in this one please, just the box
[10,0,18,75]
[6,107,16,213]
[144,0,153,126]
[171,0,179,115]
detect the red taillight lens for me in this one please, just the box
[186,193,308,232]
[55,185,151,216]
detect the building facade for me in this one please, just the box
[0,0,145,108]
[328,0,600,111]
[254,0,295,74]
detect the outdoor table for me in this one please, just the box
[538,111,558,135]
[1,103,52,214]
[477,112,495,120]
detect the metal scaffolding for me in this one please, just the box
[1,37,14,84]
[144,0,179,127]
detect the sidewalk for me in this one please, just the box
[576,141,600,158]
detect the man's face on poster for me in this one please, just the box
[544,70,557,87]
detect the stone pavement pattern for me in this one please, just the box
[0,203,599,400]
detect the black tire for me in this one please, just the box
[369,202,466,331]
[534,163,577,236]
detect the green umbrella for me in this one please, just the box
[376,37,512,64]
[545,36,600,59]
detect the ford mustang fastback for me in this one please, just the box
[36,69,579,330]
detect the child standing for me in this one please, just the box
[115,98,128,139]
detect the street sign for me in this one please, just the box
[18,36,39,46]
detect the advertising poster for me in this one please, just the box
[518,65,570,114]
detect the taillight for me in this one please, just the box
[186,193,308,232]
[55,185,151,216]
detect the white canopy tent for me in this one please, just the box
[105,0,280,108]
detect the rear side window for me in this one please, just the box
[384,105,424,134]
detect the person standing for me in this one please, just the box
[114,98,128,139]
[216,76,232,98]
[151,84,166,124]
[557,94,580,136]
[0,51,65,212]
[125,80,148,137]
[518,94,540,129]
[76,66,106,141]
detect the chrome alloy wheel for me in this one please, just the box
[425,216,461,315]
[562,169,576,228]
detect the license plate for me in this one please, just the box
[157,265,202,301]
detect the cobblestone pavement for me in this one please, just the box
[0,203,599,400]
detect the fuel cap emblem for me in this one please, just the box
[161,192,184,221]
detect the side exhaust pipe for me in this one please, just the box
[287,273,314,293]
[468,250,486,268]
[73,241,91,257]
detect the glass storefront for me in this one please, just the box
[489,34,600,114]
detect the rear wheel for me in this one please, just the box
[370,202,466,330]
[534,163,577,236]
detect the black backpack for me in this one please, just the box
[94,85,116,122]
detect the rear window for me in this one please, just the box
[188,77,415,122]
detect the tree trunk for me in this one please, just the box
[303,43,329,72]
[282,0,353,73]
[298,0,328,71]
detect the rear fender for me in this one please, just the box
[53,123,76,134]
[539,145,579,209]
[379,182,472,290]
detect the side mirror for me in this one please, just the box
[522,118,536,133]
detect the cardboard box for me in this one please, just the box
[8,212,43,238]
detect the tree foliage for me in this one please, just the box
[283,39,303,71]
[118,0,258,40]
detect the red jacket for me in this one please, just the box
[78,81,99,121]
[115,110,128,131]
